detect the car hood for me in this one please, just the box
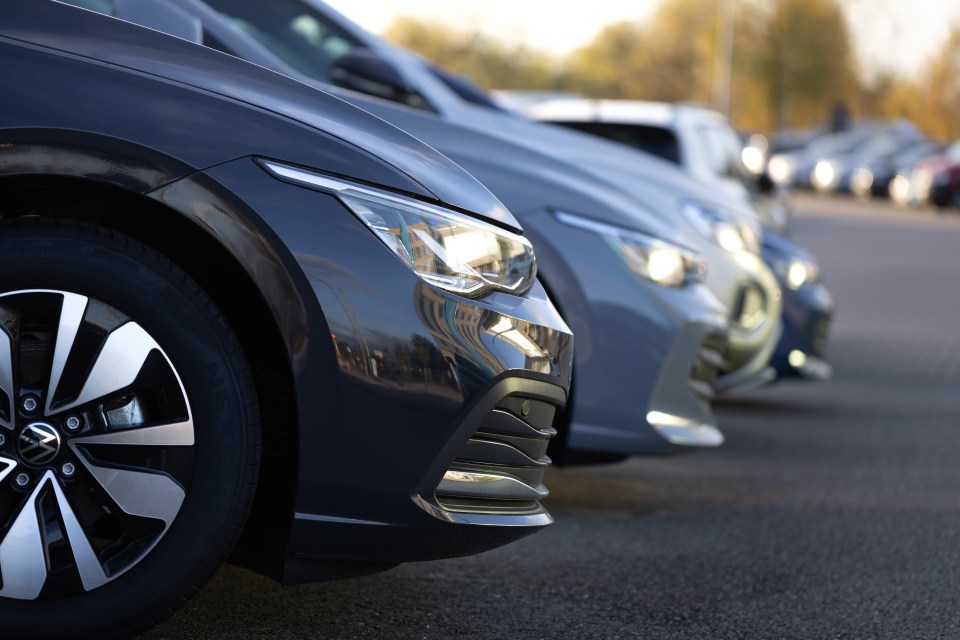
[762,229,814,263]
[436,93,767,237]
[4,1,518,229]
[292,1,759,236]
[342,95,701,249]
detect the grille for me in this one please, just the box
[435,395,558,515]
[811,314,831,356]
[689,331,729,401]
[731,282,767,331]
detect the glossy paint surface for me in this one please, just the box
[2,0,519,229]
[0,4,572,573]
[139,0,745,454]
[762,232,835,378]
[199,159,571,557]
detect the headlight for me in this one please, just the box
[812,160,839,190]
[767,155,794,184]
[775,257,819,290]
[890,174,910,204]
[554,211,704,288]
[261,160,536,297]
[852,167,874,192]
[681,201,761,254]
[742,146,765,175]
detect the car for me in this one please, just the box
[0,3,574,638]
[767,121,921,191]
[523,99,834,380]
[887,142,953,206]
[108,0,790,458]
[851,140,947,200]
[809,133,924,195]
[523,100,791,233]
[166,0,782,389]
[909,141,960,209]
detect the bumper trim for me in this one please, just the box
[646,411,724,447]
[437,469,549,501]
[411,495,554,527]
[790,351,834,380]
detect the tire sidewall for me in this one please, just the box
[0,222,258,639]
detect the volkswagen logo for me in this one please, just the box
[18,423,61,466]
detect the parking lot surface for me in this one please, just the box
[145,196,960,640]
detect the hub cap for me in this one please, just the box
[17,423,61,466]
[0,290,194,600]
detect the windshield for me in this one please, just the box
[550,122,682,165]
[204,0,361,84]
[696,123,751,182]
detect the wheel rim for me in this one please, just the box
[0,290,194,600]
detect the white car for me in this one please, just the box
[524,99,791,234]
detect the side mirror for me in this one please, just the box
[114,0,202,44]
[331,49,428,109]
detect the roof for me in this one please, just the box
[525,98,728,129]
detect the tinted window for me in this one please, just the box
[204,0,362,83]
[696,124,748,179]
[554,122,682,164]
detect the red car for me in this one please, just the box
[911,141,960,208]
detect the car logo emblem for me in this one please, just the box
[18,423,61,466]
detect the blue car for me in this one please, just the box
[525,99,835,382]
[762,232,834,379]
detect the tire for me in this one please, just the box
[0,219,260,639]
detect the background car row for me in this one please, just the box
[754,120,960,210]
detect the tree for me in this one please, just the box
[564,0,715,103]
[922,27,960,139]
[755,0,858,130]
[382,0,869,135]
[384,16,560,90]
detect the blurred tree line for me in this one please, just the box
[384,0,960,138]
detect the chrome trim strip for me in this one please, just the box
[646,411,724,447]
[436,469,548,501]
[411,495,553,527]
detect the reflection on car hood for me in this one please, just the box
[3,1,518,230]
[344,93,698,248]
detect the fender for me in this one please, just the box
[0,128,197,194]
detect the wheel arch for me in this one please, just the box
[0,170,308,581]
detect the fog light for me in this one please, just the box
[788,350,807,368]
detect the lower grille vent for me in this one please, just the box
[689,331,729,401]
[436,395,557,515]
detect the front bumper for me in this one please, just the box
[198,159,573,578]
[520,210,729,458]
[761,234,835,380]
[705,249,782,394]
[771,281,834,379]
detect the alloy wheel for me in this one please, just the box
[0,289,194,601]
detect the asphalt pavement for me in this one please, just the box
[144,195,960,640]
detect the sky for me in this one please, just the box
[325,0,960,78]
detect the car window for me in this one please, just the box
[696,124,748,180]
[553,122,682,164]
[204,0,362,83]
